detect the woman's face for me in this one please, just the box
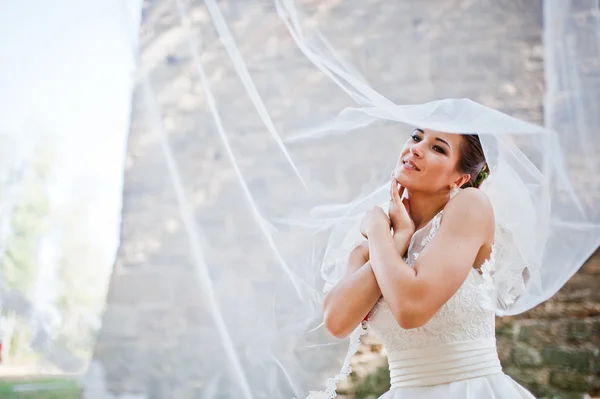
[393,128,469,193]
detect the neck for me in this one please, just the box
[406,189,451,231]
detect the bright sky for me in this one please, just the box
[0,0,143,262]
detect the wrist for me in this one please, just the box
[368,222,391,239]
[393,232,411,254]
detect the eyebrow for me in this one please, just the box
[435,137,451,148]
[415,128,451,148]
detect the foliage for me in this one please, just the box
[2,145,53,295]
[345,365,391,399]
[1,144,55,364]
[0,378,80,399]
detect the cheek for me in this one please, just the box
[425,157,455,181]
[396,146,410,164]
[401,143,411,154]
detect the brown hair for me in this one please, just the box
[458,134,489,188]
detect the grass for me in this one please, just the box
[0,378,80,399]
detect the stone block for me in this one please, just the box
[496,336,513,366]
[542,348,593,373]
[556,272,600,304]
[84,360,149,399]
[512,342,543,367]
[93,341,146,393]
[582,249,600,275]
[504,366,549,397]
[591,348,600,375]
[543,393,593,399]
[549,371,593,392]
[106,270,175,305]
[136,306,187,342]
[170,270,206,304]
[140,339,233,399]
[496,321,516,338]
[567,319,593,343]
[98,306,139,339]
[519,321,556,348]
[590,318,600,345]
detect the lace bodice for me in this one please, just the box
[367,210,496,352]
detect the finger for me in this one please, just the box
[397,180,405,200]
[391,178,401,203]
[389,175,395,200]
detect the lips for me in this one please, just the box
[402,159,420,171]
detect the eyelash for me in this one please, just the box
[411,134,446,154]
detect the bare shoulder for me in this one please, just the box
[442,188,494,235]
[448,187,493,215]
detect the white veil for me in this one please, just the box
[118,0,600,398]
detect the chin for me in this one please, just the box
[395,172,414,188]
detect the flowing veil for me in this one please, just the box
[122,1,600,397]
[3,1,595,398]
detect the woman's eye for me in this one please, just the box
[411,135,421,142]
[433,145,445,154]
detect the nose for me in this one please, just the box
[410,141,424,158]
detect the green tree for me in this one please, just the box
[1,143,55,365]
[53,201,107,361]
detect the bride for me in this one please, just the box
[322,128,535,397]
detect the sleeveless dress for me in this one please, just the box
[366,210,536,398]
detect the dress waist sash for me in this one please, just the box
[387,338,503,388]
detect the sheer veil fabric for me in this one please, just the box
[129,0,600,397]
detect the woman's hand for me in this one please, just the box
[389,176,415,255]
[360,206,391,239]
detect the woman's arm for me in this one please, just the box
[368,188,494,329]
[322,242,382,338]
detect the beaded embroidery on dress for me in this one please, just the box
[366,208,536,398]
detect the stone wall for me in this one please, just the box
[495,249,600,398]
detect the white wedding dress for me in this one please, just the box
[365,209,536,398]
